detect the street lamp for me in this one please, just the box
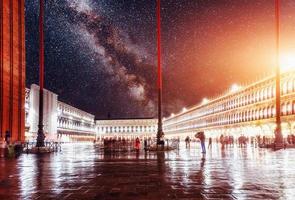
[230,84,241,93]
[36,0,45,147]
[156,0,164,144]
[274,0,284,148]
[201,98,209,105]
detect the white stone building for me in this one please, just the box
[25,84,96,142]
[96,118,157,139]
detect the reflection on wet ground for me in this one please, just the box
[0,142,295,199]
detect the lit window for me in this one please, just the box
[288,81,293,92]
[282,104,286,115]
[256,110,259,119]
[283,82,288,94]
[264,108,268,117]
[264,89,267,99]
[272,107,276,116]
[287,103,292,114]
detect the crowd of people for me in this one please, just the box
[183,132,295,154]
[99,137,181,152]
[99,137,155,152]
[97,132,295,155]
[2,131,295,157]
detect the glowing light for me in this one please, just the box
[280,53,295,72]
[182,107,187,112]
[171,113,175,117]
[230,84,241,93]
[202,98,209,105]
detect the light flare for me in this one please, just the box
[202,98,209,105]
[230,84,241,93]
[280,52,295,72]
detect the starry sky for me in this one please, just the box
[25,0,295,119]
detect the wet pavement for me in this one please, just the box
[0,142,295,200]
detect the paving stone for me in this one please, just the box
[0,143,295,199]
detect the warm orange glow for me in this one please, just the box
[280,52,295,72]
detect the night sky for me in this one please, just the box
[25,0,295,119]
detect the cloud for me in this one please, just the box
[129,84,145,101]
[68,0,93,14]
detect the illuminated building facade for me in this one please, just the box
[57,101,96,142]
[25,85,154,141]
[25,85,96,142]
[96,118,157,139]
[25,71,295,141]
[25,84,58,140]
[163,72,295,139]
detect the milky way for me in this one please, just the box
[26,0,157,118]
[25,0,295,119]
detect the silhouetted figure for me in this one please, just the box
[144,139,148,151]
[257,135,261,146]
[208,137,212,149]
[185,136,190,148]
[220,134,225,149]
[195,132,206,154]
[229,136,234,147]
[200,132,206,153]
[135,137,140,151]
[5,130,11,145]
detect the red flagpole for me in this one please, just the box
[157,0,162,90]
[156,0,164,143]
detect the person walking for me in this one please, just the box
[144,138,148,151]
[195,132,206,154]
[200,132,206,153]
[185,136,190,148]
[220,134,225,150]
[208,137,212,149]
[135,137,140,151]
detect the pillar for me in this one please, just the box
[0,0,25,142]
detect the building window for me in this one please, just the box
[272,107,276,117]
[263,108,268,118]
[282,103,287,115]
[260,109,264,119]
[288,80,293,93]
[256,110,259,120]
[287,102,292,114]
[283,82,288,95]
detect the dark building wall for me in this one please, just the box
[0,0,25,142]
